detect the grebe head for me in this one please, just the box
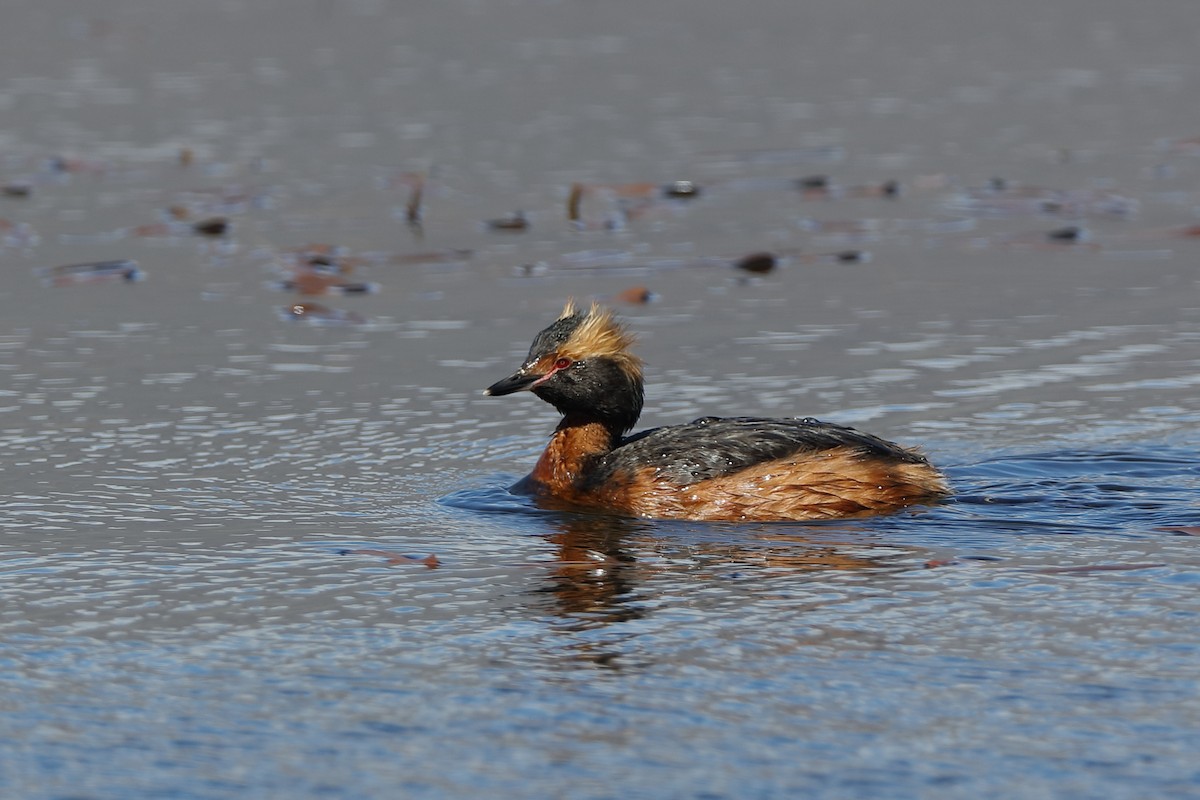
[485,301,644,434]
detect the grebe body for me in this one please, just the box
[485,302,949,522]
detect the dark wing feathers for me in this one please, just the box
[587,416,929,487]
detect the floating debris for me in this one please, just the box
[486,211,528,232]
[2,182,32,198]
[828,249,869,264]
[302,253,342,273]
[789,249,871,265]
[515,262,549,277]
[566,182,661,228]
[1047,225,1090,243]
[615,285,659,305]
[379,169,426,221]
[663,180,701,199]
[267,242,382,295]
[279,243,362,274]
[272,271,379,296]
[567,183,585,222]
[192,217,230,237]
[840,179,903,199]
[735,252,777,274]
[406,178,424,225]
[43,259,143,287]
[796,175,831,193]
[338,548,440,568]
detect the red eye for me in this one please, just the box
[554,357,573,370]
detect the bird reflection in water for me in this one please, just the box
[533,514,649,628]
[530,512,919,664]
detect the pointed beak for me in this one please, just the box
[483,368,540,396]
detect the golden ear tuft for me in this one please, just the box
[558,298,579,319]
[562,303,640,367]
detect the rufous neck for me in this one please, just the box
[530,416,618,490]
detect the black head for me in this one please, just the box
[485,302,644,434]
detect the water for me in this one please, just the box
[3,1,1200,797]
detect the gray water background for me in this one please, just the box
[2,1,1199,797]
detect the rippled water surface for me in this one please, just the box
[3,1,1200,797]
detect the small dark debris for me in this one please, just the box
[663,180,701,199]
[192,217,229,237]
[487,211,528,231]
[735,252,777,274]
[1047,225,1088,243]
[45,259,143,287]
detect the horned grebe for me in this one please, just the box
[485,302,949,521]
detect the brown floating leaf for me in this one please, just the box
[567,183,585,222]
[340,548,439,568]
[615,285,657,305]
